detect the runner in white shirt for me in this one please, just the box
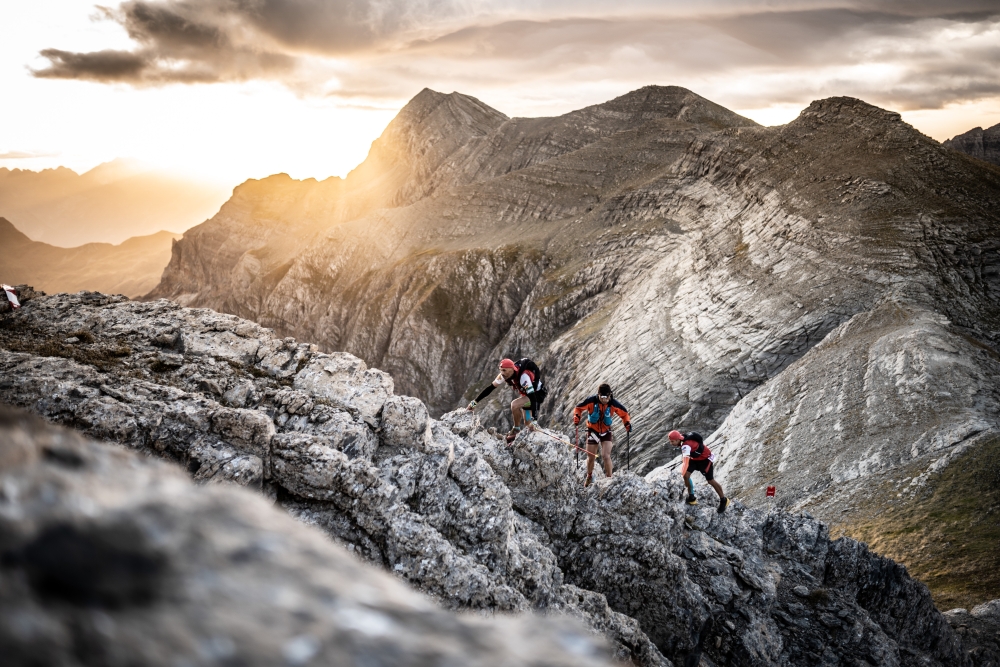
[468,358,546,443]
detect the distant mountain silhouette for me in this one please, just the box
[0,158,232,246]
[0,217,178,297]
[943,122,1000,166]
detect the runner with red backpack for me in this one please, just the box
[668,430,729,513]
[573,384,631,486]
[468,358,547,443]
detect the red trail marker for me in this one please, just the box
[766,485,776,498]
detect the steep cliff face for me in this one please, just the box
[2,291,990,667]
[944,122,1000,167]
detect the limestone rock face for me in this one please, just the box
[944,122,1000,166]
[709,302,1000,517]
[1,292,990,666]
[0,406,614,667]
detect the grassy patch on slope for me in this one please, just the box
[831,435,1000,610]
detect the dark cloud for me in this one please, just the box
[28,0,1000,113]
[34,48,150,82]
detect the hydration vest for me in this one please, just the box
[683,432,711,461]
[508,358,543,393]
[588,403,613,426]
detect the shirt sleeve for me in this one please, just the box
[681,445,691,458]
[474,374,506,403]
[520,372,534,393]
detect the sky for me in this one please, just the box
[3,0,999,186]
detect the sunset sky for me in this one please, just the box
[3,0,999,186]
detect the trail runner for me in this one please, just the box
[573,383,631,487]
[668,430,729,513]
[468,358,547,443]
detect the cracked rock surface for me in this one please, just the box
[0,405,614,667]
[2,290,993,666]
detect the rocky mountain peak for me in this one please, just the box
[796,96,907,128]
[345,88,509,199]
[945,122,1000,166]
[595,84,758,129]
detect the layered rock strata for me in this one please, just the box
[944,123,1000,167]
[1,291,991,666]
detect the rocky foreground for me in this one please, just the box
[2,290,998,666]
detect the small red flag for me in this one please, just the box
[766,485,776,497]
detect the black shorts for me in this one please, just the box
[687,458,715,481]
[587,430,613,445]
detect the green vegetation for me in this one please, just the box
[831,435,1000,610]
[1,319,131,372]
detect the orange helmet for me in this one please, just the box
[499,358,516,370]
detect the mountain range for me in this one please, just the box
[0,217,178,297]
[0,158,231,246]
[141,85,1000,611]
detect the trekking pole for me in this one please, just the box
[627,428,631,472]
[575,426,579,468]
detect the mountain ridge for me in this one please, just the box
[0,159,232,246]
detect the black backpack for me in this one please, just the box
[684,432,707,458]
[514,358,543,391]
[515,357,548,403]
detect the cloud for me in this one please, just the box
[0,150,59,159]
[29,1,1000,114]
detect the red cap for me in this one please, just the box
[668,430,683,442]
[499,358,516,370]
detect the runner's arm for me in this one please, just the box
[679,444,692,476]
[472,374,505,404]
[572,398,594,424]
[610,400,631,431]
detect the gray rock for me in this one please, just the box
[0,405,615,667]
[0,292,982,666]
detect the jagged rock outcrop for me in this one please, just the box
[2,291,992,666]
[944,602,1000,667]
[944,123,1000,167]
[0,405,615,667]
